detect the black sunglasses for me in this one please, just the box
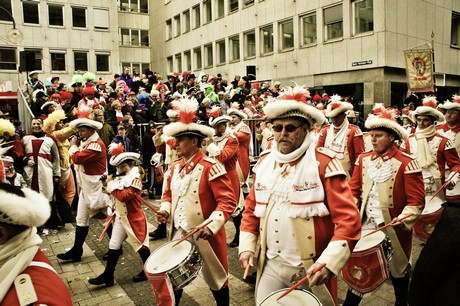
[272,124,303,133]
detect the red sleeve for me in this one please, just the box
[316,127,327,148]
[349,155,364,201]
[161,166,174,204]
[111,185,141,203]
[71,148,102,165]
[443,142,460,173]
[234,130,251,147]
[404,169,425,210]
[215,137,238,164]
[240,176,260,237]
[207,173,237,221]
[352,132,364,159]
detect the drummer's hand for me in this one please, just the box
[155,210,169,224]
[446,180,456,190]
[391,217,402,228]
[239,251,254,270]
[307,263,333,287]
[196,226,213,240]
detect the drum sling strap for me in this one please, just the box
[194,238,228,291]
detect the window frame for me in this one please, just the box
[22,0,40,25]
[203,0,212,24]
[216,39,226,65]
[73,51,88,72]
[279,18,294,52]
[451,11,460,47]
[244,30,256,59]
[183,10,191,33]
[352,0,374,36]
[192,5,201,29]
[260,24,274,56]
[194,46,202,70]
[184,50,192,71]
[94,8,109,30]
[229,0,239,13]
[300,12,317,47]
[96,52,110,72]
[48,4,64,27]
[204,43,213,68]
[0,47,17,70]
[72,6,87,29]
[24,48,42,71]
[229,35,240,62]
[50,50,67,72]
[166,19,172,40]
[174,14,181,37]
[323,4,343,42]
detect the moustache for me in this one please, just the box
[278,137,295,143]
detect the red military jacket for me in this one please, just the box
[211,134,240,194]
[2,250,72,306]
[71,137,107,175]
[233,124,251,181]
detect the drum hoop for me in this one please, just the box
[145,240,196,274]
[260,288,322,305]
[354,230,385,251]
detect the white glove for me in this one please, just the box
[151,153,163,167]
[206,143,220,157]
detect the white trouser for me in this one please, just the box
[109,214,127,250]
[256,256,306,305]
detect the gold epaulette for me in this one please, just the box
[87,142,102,152]
[131,178,143,190]
[209,162,227,181]
[203,156,217,164]
[316,147,337,159]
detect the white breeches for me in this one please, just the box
[109,215,127,250]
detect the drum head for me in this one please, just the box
[423,196,444,214]
[260,289,322,306]
[145,240,193,273]
[354,230,385,252]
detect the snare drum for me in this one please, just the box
[144,240,203,290]
[341,230,389,295]
[413,197,444,241]
[260,289,322,306]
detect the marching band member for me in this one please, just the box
[317,95,364,179]
[89,145,150,286]
[155,98,237,305]
[239,86,361,306]
[343,108,425,306]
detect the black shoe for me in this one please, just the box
[149,230,166,240]
[88,273,114,287]
[103,248,123,260]
[243,271,257,285]
[132,270,147,283]
[57,249,81,262]
[228,237,239,248]
[148,190,155,200]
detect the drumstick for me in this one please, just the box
[363,213,415,237]
[99,215,114,242]
[172,219,214,247]
[138,196,159,214]
[276,263,327,301]
[243,264,251,279]
[429,177,453,202]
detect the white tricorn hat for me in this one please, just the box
[365,108,409,140]
[263,85,323,126]
[208,106,232,127]
[108,143,140,166]
[69,107,103,130]
[40,101,57,110]
[0,183,50,227]
[227,102,248,119]
[163,98,214,138]
[414,96,445,122]
[326,95,354,118]
[442,95,460,111]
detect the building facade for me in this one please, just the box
[150,0,460,113]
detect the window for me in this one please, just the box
[74,51,88,71]
[301,13,317,46]
[229,0,238,12]
[50,50,66,71]
[25,49,42,70]
[166,19,172,40]
[119,0,129,11]
[193,5,200,29]
[183,10,190,33]
[451,12,460,46]
[184,50,191,71]
[175,53,182,72]
[260,24,273,55]
[279,19,294,51]
[194,47,202,70]
[72,7,86,28]
[0,1,12,22]
[0,48,16,70]
[353,0,373,35]
[120,28,130,45]
[118,0,148,13]
[216,40,226,64]
[204,0,212,24]
[205,44,213,67]
[141,30,149,46]
[23,0,39,24]
[244,0,254,6]
[139,0,148,13]
[324,4,343,41]
[167,56,173,73]
[244,30,256,59]
[96,53,110,72]
[94,8,109,30]
[132,63,140,75]
[230,35,240,61]
[131,29,140,46]
[48,5,63,26]
[217,0,225,18]
[174,15,181,36]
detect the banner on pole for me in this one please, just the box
[403,48,434,92]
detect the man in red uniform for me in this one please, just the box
[400,96,460,240]
[239,86,361,305]
[343,109,425,306]
[0,183,72,305]
[57,117,109,262]
[155,98,237,306]
[208,107,243,248]
[317,95,364,179]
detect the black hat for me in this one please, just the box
[62,103,75,115]
[186,87,196,94]
[187,73,196,80]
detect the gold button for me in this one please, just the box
[309,253,314,257]
[197,212,201,215]
[306,218,310,221]
[276,240,279,243]
[308,236,312,239]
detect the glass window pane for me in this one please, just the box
[131,29,140,46]
[280,20,294,50]
[166,19,172,40]
[120,28,129,45]
[326,22,343,40]
[174,15,181,36]
[140,0,148,13]
[167,56,173,72]
[175,54,182,72]
[132,63,140,75]
[0,48,16,70]
[354,0,373,34]
[217,0,224,18]
[244,31,256,58]
[205,44,213,67]
[229,0,238,12]
[26,49,42,71]
[302,14,317,45]
[260,25,273,54]
[193,5,200,28]
[48,5,63,26]
[72,7,86,28]
[0,1,12,22]
[120,0,129,11]
[131,0,139,12]
[217,40,225,64]
[51,52,66,71]
[452,12,460,46]
[230,36,240,61]
[23,1,39,24]
[183,10,190,32]
[204,1,212,23]
[96,54,109,72]
[74,52,88,71]
[184,51,191,71]
[194,48,202,69]
[141,30,149,46]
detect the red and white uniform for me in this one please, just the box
[231,123,251,183]
[240,146,361,305]
[69,132,108,226]
[316,124,364,179]
[349,146,425,275]
[78,97,102,111]
[160,150,237,290]
[22,133,60,201]
[106,167,148,251]
[437,123,460,201]
[1,250,72,306]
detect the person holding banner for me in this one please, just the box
[343,108,425,306]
